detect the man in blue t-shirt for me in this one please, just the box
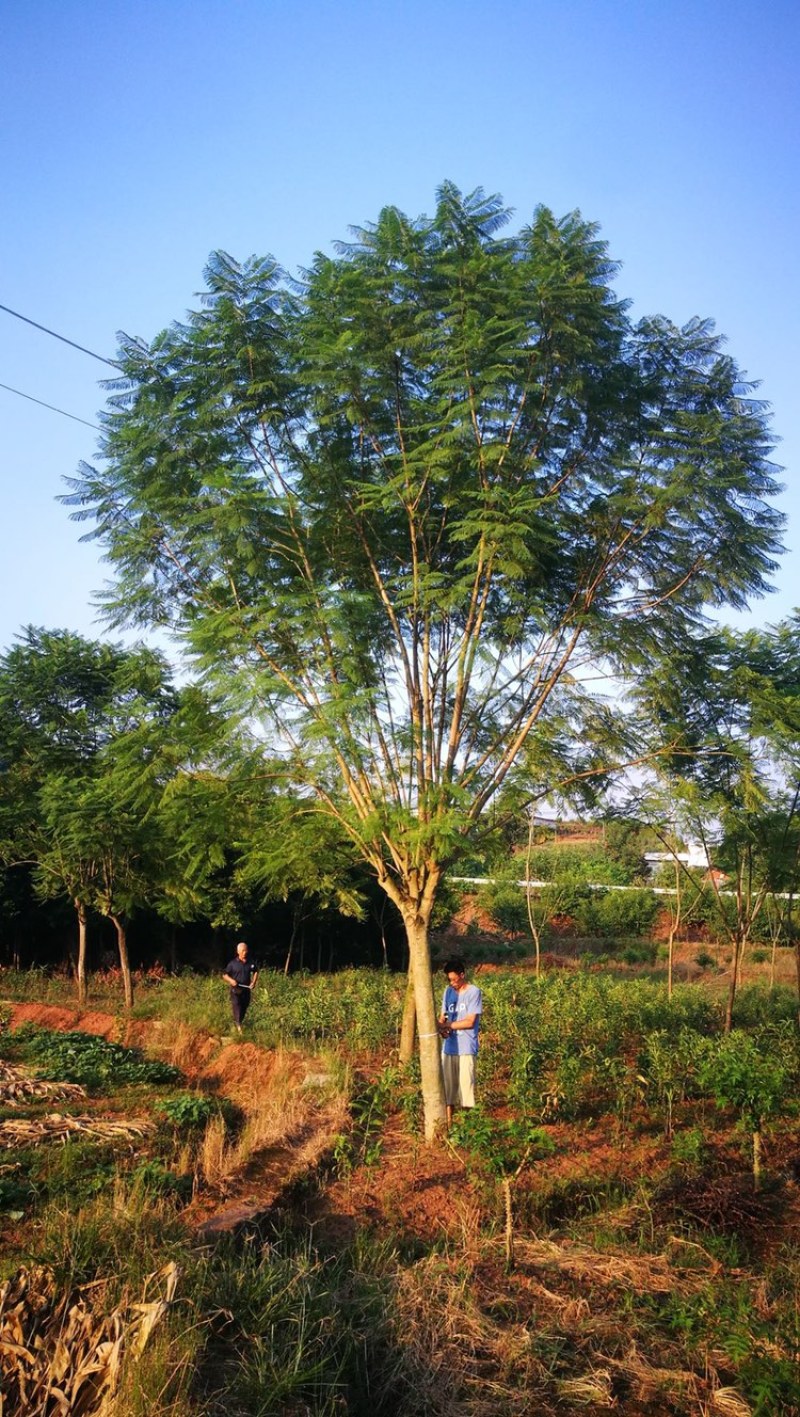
[223,941,258,1032]
[438,955,483,1127]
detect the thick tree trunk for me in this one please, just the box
[111,913,133,1010]
[405,915,446,1141]
[399,968,416,1064]
[75,899,88,1006]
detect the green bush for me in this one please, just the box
[571,888,659,939]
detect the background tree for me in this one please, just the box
[68,185,782,1136]
[637,619,800,1028]
[230,788,366,973]
[0,628,226,1005]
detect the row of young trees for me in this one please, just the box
[0,628,374,1002]
[0,183,792,1136]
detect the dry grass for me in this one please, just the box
[390,1254,555,1416]
[511,1234,712,1295]
[706,1388,753,1416]
[197,1049,348,1190]
[554,1368,616,1407]
[198,1113,227,1190]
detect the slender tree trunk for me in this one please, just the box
[769,929,777,991]
[75,899,88,1006]
[525,813,541,979]
[503,1176,514,1271]
[753,1127,762,1190]
[666,860,682,1002]
[284,915,298,975]
[405,915,446,1140]
[110,913,133,1010]
[724,935,743,1033]
[399,967,416,1064]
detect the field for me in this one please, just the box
[1,952,799,1417]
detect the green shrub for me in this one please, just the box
[571,888,659,939]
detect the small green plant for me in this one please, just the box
[156,1093,216,1128]
[699,1031,795,1188]
[130,1159,192,1199]
[333,1065,399,1175]
[670,1127,708,1171]
[450,1109,556,1267]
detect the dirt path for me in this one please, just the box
[1,1000,347,1238]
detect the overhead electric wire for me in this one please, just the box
[0,380,100,430]
[0,300,119,431]
[0,302,119,369]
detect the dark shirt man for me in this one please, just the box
[223,941,258,1032]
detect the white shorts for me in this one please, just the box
[442,1053,476,1108]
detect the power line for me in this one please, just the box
[0,302,119,369]
[0,380,100,430]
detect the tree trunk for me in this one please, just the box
[399,968,416,1064]
[111,913,133,1010]
[769,931,777,991]
[667,859,682,1002]
[724,936,743,1033]
[524,812,541,979]
[75,899,88,1006]
[284,915,299,975]
[753,1127,762,1190]
[405,915,446,1140]
[503,1176,514,1271]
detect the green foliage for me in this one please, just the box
[478,881,531,935]
[522,844,636,887]
[129,1158,192,1199]
[449,1108,555,1177]
[489,972,721,1120]
[669,1127,709,1171]
[571,888,659,939]
[155,1092,216,1128]
[699,1029,795,1129]
[6,1027,179,1089]
[334,1065,399,1174]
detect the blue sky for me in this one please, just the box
[2,0,798,653]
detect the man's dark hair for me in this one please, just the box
[443,956,466,975]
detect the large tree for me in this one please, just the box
[68,184,782,1135]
